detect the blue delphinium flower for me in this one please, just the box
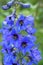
[1,41,12,54]
[2,14,15,36]
[30,47,42,62]
[15,14,26,32]
[3,53,17,65]
[19,36,35,54]
[1,42,18,56]
[10,29,23,48]
[3,14,15,26]
[25,15,34,26]
[16,15,34,32]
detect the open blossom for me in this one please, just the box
[15,15,34,32]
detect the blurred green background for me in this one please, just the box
[0,0,43,65]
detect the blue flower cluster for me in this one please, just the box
[0,0,42,65]
[0,14,42,65]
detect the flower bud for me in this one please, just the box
[19,2,30,8]
[21,3,30,8]
[2,5,9,10]
[7,0,14,7]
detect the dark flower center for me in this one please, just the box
[9,28,12,31]
[5,48,8,53]
[21,41,27,48]
[13,34,18,40]
[10,47,14,52]
[12,63,17,65]
[22,64,24,65]
[9,17,11,20]
[19,20,24,26]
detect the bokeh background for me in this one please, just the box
[0,0,43,65]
